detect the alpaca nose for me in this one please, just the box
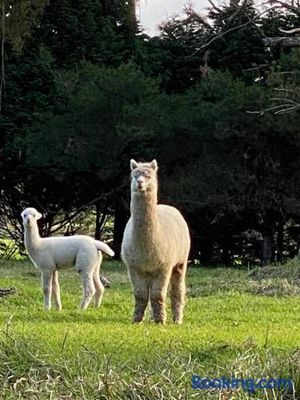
[137,177,144,187]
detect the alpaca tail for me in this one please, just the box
[94,240,115,257]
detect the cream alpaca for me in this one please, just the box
[21,207,114,311]
[121,160,191,324]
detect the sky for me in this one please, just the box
[138,0,210,36]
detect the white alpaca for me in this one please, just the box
[121,160,191,324]
[21,207,114,311]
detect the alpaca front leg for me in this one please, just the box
[130,269,149,323]
[170,263,187,324]
[41,270,53,311]
[52,270,62,310]
[150,275,169,324]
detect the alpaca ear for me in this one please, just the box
[150,159,158,171]
[36,212,42,220]
[130,159,139,170]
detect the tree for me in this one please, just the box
[120,68,300,265]
[17,62,160,255]
[0,0,142,254]
[0,0,48,52]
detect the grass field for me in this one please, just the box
[0,258,300,399]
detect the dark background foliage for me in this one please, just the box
[1,0,300,265]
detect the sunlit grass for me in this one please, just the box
[0,259,299,398]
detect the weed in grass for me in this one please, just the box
[248,278,300,297]
[249,258,300,281]
[248,258,300,297]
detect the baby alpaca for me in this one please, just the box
[21,207,114,311]
[121,160,191,324]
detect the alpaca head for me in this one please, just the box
[21,207,42,227]
[130,159,158,194]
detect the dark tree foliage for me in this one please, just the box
[120,69,300,264]
[147,9,210,93]
[207,1,269,80]
[139,2,270,93]
[0,0,141,247]
[0,0,48,51]
[1,1,300,265]
[32,0,133,67]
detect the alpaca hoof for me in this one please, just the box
[154,319,165,325]
[173,320,183,325]
[133,320,143,324]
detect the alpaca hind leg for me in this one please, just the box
[150,274,170,324]
[170,262,187,324]
[79,270,96,310]
[41,270,53,311]
[52,270,62,310]
[93,257,104,308]
[129,269,149,323]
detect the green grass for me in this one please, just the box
[0,259,300,399]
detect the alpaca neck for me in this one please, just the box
[24,223,41,250]
[131,190,158,234]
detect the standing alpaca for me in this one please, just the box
[121,160,191,324]
[21,207,114,311]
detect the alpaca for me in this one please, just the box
[21,207,114,311]
[121,160,191,324]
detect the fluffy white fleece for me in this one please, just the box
[21,207,114,311]
[121,159,190,324]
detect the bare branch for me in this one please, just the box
[227,0,249,23]
[274,87,299,95]
[208,0,222,12]
[191,8,270,56]
[247,97,300,115]
[246,104,287,115]
[275,105,300,114]
[270,97,299,105]
[270,0,300,15]
[263,36,300,47]
[191,19,253,56]
[279,27,300,34]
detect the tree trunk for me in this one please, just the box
[124,0,137,38]
[113,205,128,259]
[221,239,233,266]
[189,235,200,260]
[95,203,107,240]
[276,224,284,262]
[261,229,273,266]
[199,238,214,266]
[42,213,54,237]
